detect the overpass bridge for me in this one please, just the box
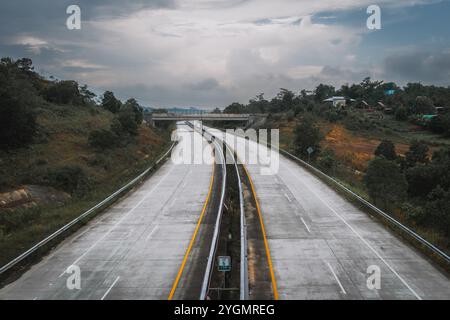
[144,113,263,126]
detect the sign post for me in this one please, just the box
[307,147,314,163]
[217,256,231,299]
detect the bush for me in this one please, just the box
[343,114,376,131]
[429,114,450,136]
[395,107,408,121]
[102,91,122,113]
[405,140,429,167]
[401,202,426,224]
[0,206,42,233]
[423,186,450,236]
[405,164,440,198]
[374,140,397,160]
[318,148,337,173]
[293,117,322,159]
[365,157,408,209]
[0,93,37,150]
[46,166,92,195]
[43,80,82,105]
[116,109,139,136]
[89,129,118,150]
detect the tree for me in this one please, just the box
[318,148,337,173]
[374,140,397,160]
[80,85,96,105]
[223,102,245,114]
[429,114,450,136]
[277,88,295,111]
[414,96,435,115]
[116,109,139,136]
[15,58,34,72]
[0,58,38,150]
[395,106,408,121]
[89,129,118,150]
[314,84,335,102]
[123,98,144,124]
[405,140,429,167]
[0,91,37,150]
[43,80,82,105]
[293,117,322,159]
[423,186,450,236]
[102,91,121,113]
[365,157,408,209]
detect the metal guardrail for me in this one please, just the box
[0,142,176,276]
[189,122,248,300]
[279,148,450,264]
[192,123,227,300]
[222,136,248,300]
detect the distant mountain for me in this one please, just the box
[143,106,204,113]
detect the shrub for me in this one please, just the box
[395,107,408,121]
[374,140,397,160]
[405,164,440,198]
[116,109,139,136]
[46,165,92,195]
[318,148,337,173]
[102,91,122,113]
[365,157,408,209]
[89,129,118,150]
[0,91,37,150]
[293,117,322,160]
[0,206,42,233]
[43,80,82,105]
[405,140,429,167]
[423,186,450,236]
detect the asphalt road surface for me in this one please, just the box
[205,125,450,300]
[0,124,213,300]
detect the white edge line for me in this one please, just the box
[101,276,120,300]
[284,164,422,300]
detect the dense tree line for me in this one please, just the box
[0,57,145,152]
[223,77,450,137]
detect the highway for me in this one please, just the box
[2,120,450,300]
[203,125,450,300]
[0,124,215,300]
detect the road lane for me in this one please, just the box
[205,125,450,300]
[0,124,213,300]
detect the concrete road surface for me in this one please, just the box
[205,125,450,300]
[0,124,213,300]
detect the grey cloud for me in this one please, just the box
[187,78,220,90]
[0,0,175,38]
[383,50,450,84]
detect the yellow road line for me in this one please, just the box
[168,150,215,300]
[242,164,279,300]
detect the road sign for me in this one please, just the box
[217,256,231,272]
[307,147,314,155]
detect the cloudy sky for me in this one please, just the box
[1,0,449,108]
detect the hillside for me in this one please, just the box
[0,58,171,268]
